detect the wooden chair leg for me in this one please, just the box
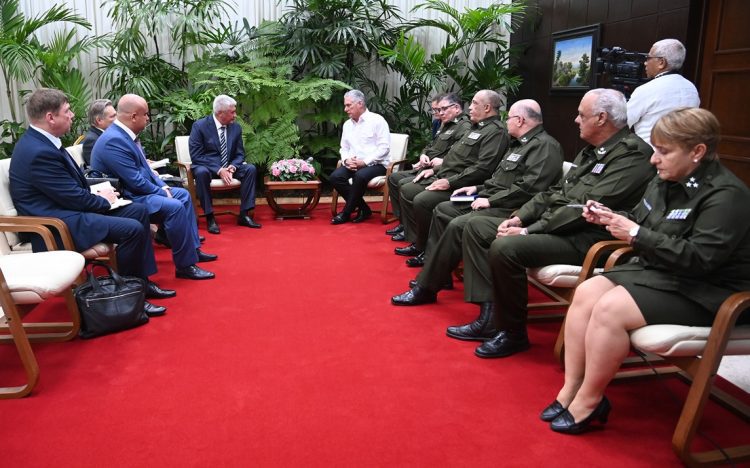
[0,275,39,399]
[331,189,340,216]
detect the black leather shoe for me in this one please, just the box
[154,227,171,248]
[331,213,350,225]
[351,208,372,223]
[446,303,498,341]
[391,285,437,306]
[238,215,262,228]
[395,243,422,257]
[385,224,403,236]
[405,252,425,267]
[145,281,176,299]
[409,279,453,290]
[207,215,220,234]
[540,400,566,422]
[144,301,167,317]
[176,264,215,280]
[391,232,406,242]
[475,330,530,358]
[550,397,611,434]
[199,235,205,243]
[196,249,218,262]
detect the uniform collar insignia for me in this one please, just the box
[686,176,699,189]
[520,136,528,143]
[596,147,607,155]
[478,121,485,127]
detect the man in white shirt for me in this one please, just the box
[330,89,390,225]
[627,38,700,147]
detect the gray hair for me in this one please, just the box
[25,88,68,121]
[344,89,366,105]
[651,39,686,71]
[442,92,462,108]
[87,99,113,126]
[483,90,502,111]
[213,95,237,114]
[586,88,628,128]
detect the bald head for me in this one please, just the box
[507,99,543,138]
[116,94,150,134]
[468,89,501,123]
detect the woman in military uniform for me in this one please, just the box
[541,107,750,434]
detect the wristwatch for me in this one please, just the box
[629,225,640,242]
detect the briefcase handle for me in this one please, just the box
[84,261,128,293]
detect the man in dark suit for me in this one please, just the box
[91,94,216,280]
[9,88,173,316]
[81,99,117,167]
[188,94,260,234]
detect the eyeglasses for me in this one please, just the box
[645,55,663,61]
[506,115,521,122]
[430,103,458,114]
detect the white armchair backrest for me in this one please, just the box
[174,136,191,180]
[388,133,409,165]
[0,159,20,255]
[65,144,84,167]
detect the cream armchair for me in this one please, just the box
[0,226,85,398]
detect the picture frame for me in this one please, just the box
[550,24,600,94]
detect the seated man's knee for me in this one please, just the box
[192,165,211,182]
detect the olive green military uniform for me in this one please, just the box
[388,115,472,218]
[462,127,655,332]
[416,126,564,291]
[400,115,509,251]
[604,159,750,326]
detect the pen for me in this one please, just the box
[566,204,586,208]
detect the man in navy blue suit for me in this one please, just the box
[9,88,174,316]
[91,94,216,280]
[188,94,261,234]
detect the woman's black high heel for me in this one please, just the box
[540,400,566,422]
[549,396,611,434]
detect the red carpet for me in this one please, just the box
[1,204,747,467]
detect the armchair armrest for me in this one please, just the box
[0,215,75,251]
[0,222,59,252]
[575,240,630,285]
[385,158,409,177]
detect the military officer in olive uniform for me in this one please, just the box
[386,93,470,240]
[395,89,510,264]
[391,99,564,304]
[454,88,656,359]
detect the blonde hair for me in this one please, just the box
[651,108,720,159]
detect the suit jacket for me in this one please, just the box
[81,125,103,167]
[189,115,246,174]
[9,127,113,252]
[91,124,168,211]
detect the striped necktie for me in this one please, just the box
[219,126,228,167]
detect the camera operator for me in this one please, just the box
[627,39,699,147]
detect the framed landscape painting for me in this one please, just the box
[550,24,600,93]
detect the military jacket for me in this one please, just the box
[517,127,655,236]
[477,125,564,209]
[423,115,472,159]
[611,159,750,312]
[432,115,509,189]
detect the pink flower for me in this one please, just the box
[272,168,281,177]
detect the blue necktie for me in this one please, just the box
[219,126,228,167]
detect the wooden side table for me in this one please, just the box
[263,178,322,219]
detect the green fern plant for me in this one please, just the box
[164,50,349,174]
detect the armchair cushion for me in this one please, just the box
[630,324,750,357]
[0,251,85,304]
[529,264,604,288]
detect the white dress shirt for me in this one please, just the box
[627,72,700,147]
[339,110,391,167]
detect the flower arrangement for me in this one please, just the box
[269,158,317,182]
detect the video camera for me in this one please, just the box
[595,47,649,97]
